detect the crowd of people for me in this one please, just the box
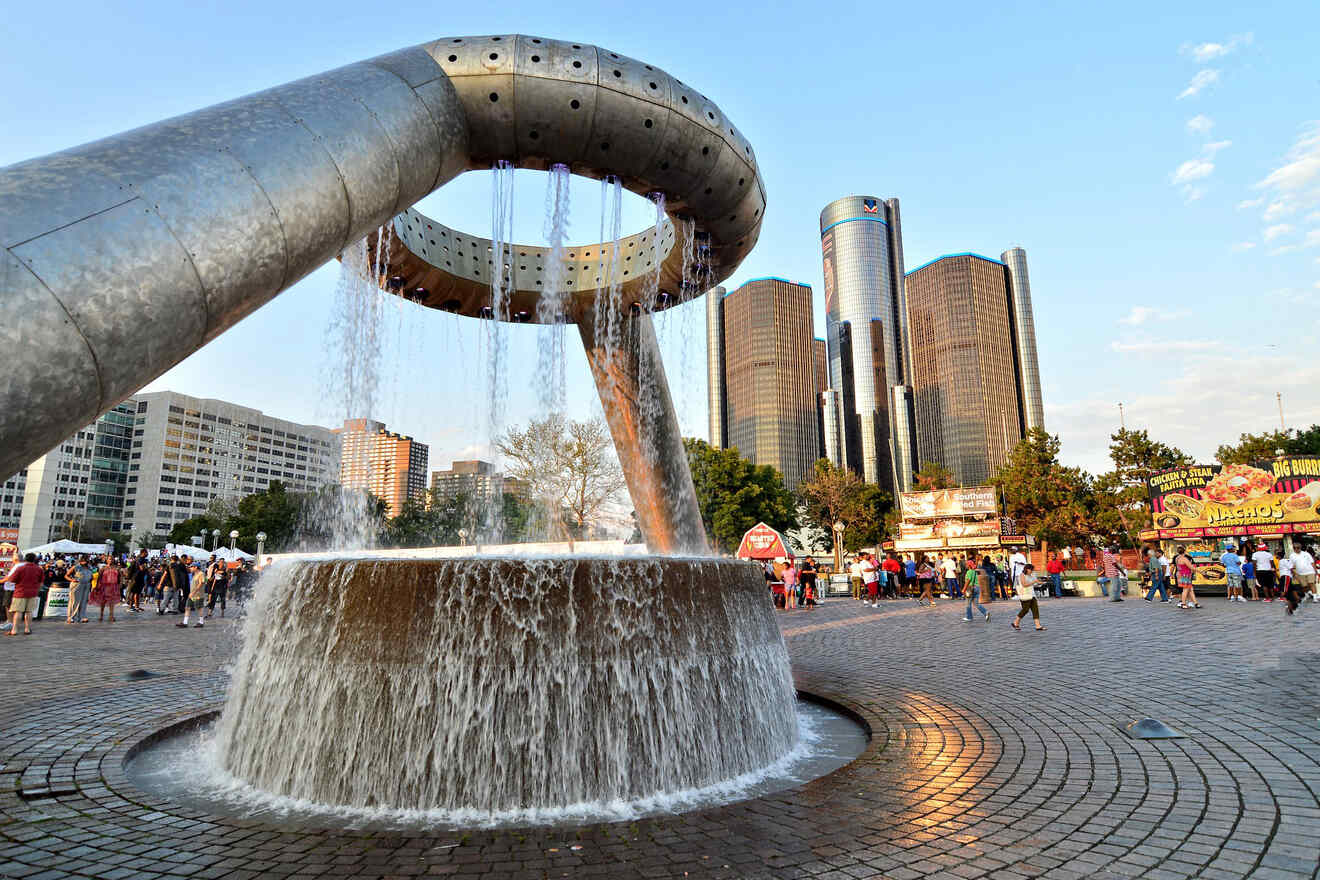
[2,549,258,636]
[1146,541,1320,615]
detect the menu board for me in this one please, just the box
[1147,456,1320,531]
[898,518,1001,541]
[900,487,997,518]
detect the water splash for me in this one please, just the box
[536,164,571,414]
[213,556,800,814]
[484,160,516,544]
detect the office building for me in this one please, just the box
[431,460,528,504]
[706,278,820,490]
[812,338,828,461]
[338,419,429,517]
[706,285,728,448]
[819,195,917,495]
[904,251,1043,485]
[17,401,136,548]
[123,392,341,538]
[1,470,26,533]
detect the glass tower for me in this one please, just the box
[819,195,916,494]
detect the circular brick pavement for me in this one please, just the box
[1,594,1317,879]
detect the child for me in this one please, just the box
[1276,554,1292,605]
[1243,557,1259,602]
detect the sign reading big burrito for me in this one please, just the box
[1147,456,1320,530]
[900,487,997,518]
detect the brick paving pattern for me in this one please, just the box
[0,593,1317,879]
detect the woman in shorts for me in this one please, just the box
[1174,545,1200,609]
[1011,564,1045,631]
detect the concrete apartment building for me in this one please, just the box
[338,419,429,517]
[430,460,528,504]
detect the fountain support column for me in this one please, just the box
[578,310,708,556]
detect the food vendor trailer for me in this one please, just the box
[1144,456,1320,588]
[890,486,1032,560]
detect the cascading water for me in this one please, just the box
[484,160,516,543]
[213,556,799,815]
[535,164,571,414]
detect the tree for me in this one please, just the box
[168,515,220,548]
[380,490,472,548]
[993,428,1093,548]
[292,484,389,550]
[498,414,626,542]
[1216,430,1292,465]
[1093,428,1193,546]
[913,460,956,490]
[795,458,891,552]
[135,531,168,551]
[684,439,797,553]
[1287,425,1320,456]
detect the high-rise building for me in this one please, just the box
[706,285,728,448]
[904,252,1043,485]
[17,401,136,548]
[812,338,828,462]
[706,278,820,490]
[338,419,429,517]
[431,460,528,504]
[1,470,26,533]
[819,195,917,495]
[1001,247,1045,433]
[122,392,340,538]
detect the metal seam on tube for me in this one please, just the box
[4,252,106,407]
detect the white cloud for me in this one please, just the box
[1181,185,1205,202]
[1269,245,1299,256]
[1304,229,1320,249]
[1237,197,1265,210]
[1178,69,1220,99]
[1255,122,1320,195]
[1264,223,1294,241]
[1202,139,1232,156]
[1171,157,1215,184]
[1263,200,1296,221]
[1187,114,1214,135]
[1182,33,1253,63]
[1119,306,1190,325]
[1231,241,1256,252]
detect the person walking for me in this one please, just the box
[1174,545,1200,609]
[1284,543,1316,615]
[1221,544,1244,604]
[962,558,989,622]
[66,555,95,624]
[1251,543,1277,603]
[1011,563,1045,631]
[882,553,901,599]
[178,563,207,628]
[903,555,916,597]
[981,554,999,602]
[157,554,187,615]
[915,556,936,606]
[1143,548,1169,602]
[94,556,122,623]
[1045,553,1064,600]
[3,553,43,636]
[126,549,149,612]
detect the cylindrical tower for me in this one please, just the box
[820,390,842,467]
[819,195,915,494]
[706,286,727,448]
[1000,247,1045,433]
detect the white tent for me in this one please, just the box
[26,539,112,556]
[159,543,255,563]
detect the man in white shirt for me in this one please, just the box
[1251,544,1277,600]
[848,557,864,600]
[1009,547,1029,595]
[1286,544,1317,614]
[940,555,959,599]
[861,553,880,606]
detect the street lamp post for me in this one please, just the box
[458,528,468,548]
[211,528,220,550]
[229,530,239,553]
[256,531,267,561]
[832,520,846,575]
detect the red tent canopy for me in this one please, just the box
[735,522,792,561]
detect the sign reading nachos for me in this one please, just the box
[1147,456,1320,532]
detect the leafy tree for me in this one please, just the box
[292,484,389,550]
[168,515,220,548]
[380,490,474,548]
[913,460,956,490]
[1286,425,1320,456]
[135,531,168,551]
[498,414,626,542]
[795,458,891,552]
[1216,430,1292,465]
[992,428,1093,548]
[1093,428,1193,546]
[684,439,797,553]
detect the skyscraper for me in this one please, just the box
[905,251,1043,485]
[338,419,429,518]
[706,278,820,490]
[819,195,917,495]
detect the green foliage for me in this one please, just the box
[168,515,220,548]
[1286,425,1320,456]
[1216,430,1292,465]
[684,439,798,553]
[1093,428,1193,546]
[795,458,891,552]
[913,460,956,490]
[992,428,1093,548]
[135,531,168,551]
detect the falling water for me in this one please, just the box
[635,194,668,463]
[484,160,516,543]
[213,555,799,814]
[536,164,571,413]
[591,176,626,361]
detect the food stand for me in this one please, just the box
[1143,456,1320,587]
[890,487,1032,560]
[735,522,794,606]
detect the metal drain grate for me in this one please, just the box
[1123,718,1186,739]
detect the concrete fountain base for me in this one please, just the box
[214,556,799,814]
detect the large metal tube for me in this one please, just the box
[0,45,470,481]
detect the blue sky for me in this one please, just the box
[3,0,1317,475]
